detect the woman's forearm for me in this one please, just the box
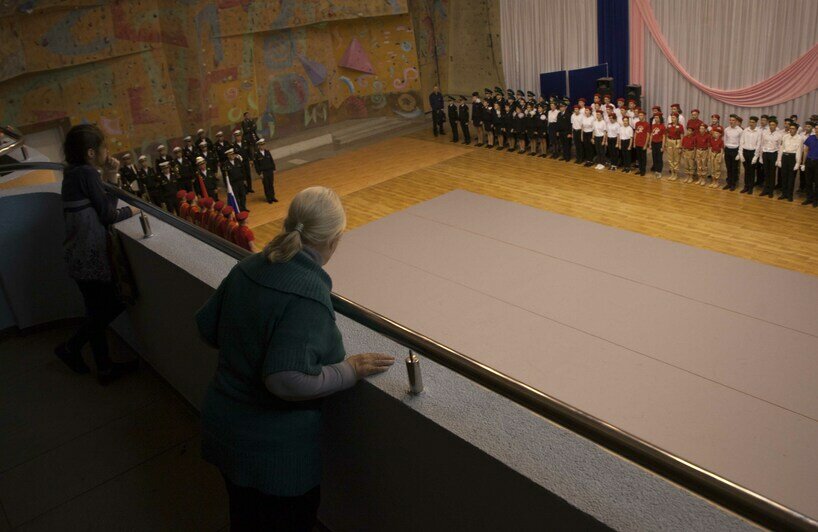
[265,361,358,401]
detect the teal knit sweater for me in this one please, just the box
[196,250,346,496]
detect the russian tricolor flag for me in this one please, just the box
[224,174,240,213]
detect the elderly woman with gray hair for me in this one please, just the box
[197,186,395,531]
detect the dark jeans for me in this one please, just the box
[724,147,739,187]
[223,475,320,532]
[607,140,619,166]
[780,153,796,199]
[582,132,594,162]
[594,136,605,164]
[634,145,647,174]
[621,140,632,167]
[573,130,583,161]
[650,142,663,172]
[762,152,777,193]
[66,280,125,371]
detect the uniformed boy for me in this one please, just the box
[472,92,484,146]
[253,138,278,203]
[457,96,471,144]
[447,96,460,143]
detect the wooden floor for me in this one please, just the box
[248,129,818,277]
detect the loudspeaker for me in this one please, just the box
[625,84,642,107]
[596,77,614,99]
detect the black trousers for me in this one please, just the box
[620,140,632,167]
[547,124,559,154]
[66,280,125,371]
[223,475,320,532]
[449,120,459,142]
[234,183,248,212]
[650,142,663,172]
[805,158,818,201]
[242,162,253,191]
[573,130,583,161]
[762,152,777,193]
[594,136,605,164]
[459,121,470,143]
[432,112,444,135]
[634,145,647,174]
[780,153,796,199]
[261,170,276,202]
[561,132,572,160]
[607,139,619,166]
[724,147,739,187]
[582,132,594,162]
[162,194,177,215]
[741,149,756,190]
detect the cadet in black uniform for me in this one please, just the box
[241,112,259,148]
[557,101,573,161]
[196,129,214,152]
[223,149,247,211]
[182,136,197,164]
[457,96,470,144]
[157,161,178,214]
[137,155,161,206]
[511,105,525,153]
[471,92,483,146]
[119,153,143,197]
[499,102,513,150]
[172,146,195,192]
[198,141,219,175]
[253,138,278,203]
[232,130,254,193]
[524,102,537,154]
[536,104,548,157]
[214,131,230,168]
[447,97,459,142]
[154,145,171,174]
[196,156,219,200]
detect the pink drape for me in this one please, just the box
[630,0,818,106]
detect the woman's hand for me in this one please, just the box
[346,353,395,378]
[101,156,120,184]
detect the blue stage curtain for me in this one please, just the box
[597,0,629,99]
[539,70,567,101]
[568,65,608,103]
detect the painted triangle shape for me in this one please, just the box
[338,37,374,74]
[298,54,328,85]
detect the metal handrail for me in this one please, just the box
[0,125,28,160]
[2,159,816,531]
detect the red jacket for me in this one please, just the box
[667,123,684,140]
[709,137,724,153]
[687,118,704,133]
[693,132,711,149]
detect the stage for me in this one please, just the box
[325,189,818,521]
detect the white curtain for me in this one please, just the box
[500,0,598,94]
[642,0,818,121]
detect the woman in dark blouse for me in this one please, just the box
[56,124,139,384]
[197,186,394,531]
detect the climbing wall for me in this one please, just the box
[0,0,422,154]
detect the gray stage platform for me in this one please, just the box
[325,190,818,521]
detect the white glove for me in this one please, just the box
[735,154,741,161]
[775,160,782,168]
[801,165,806,172]
[794,164,799,171]
[752,156,758,165]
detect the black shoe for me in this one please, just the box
[639,171,646,176]
[55,343,90,374]
[777,195,787,200]
[462,141,469,145]
[475,143,483,147]
[97,359,139,386]
[486,144,493,149]
[496,146,504,151]
[529,152,537,156]
[622,168,630,173]
[729,186,737,191]
[787,197,794,202]
[539,154,548,158]
[801,198,812,205]
[739,188,748,194]
[722,184,731,190]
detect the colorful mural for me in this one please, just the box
[0,0,422,154]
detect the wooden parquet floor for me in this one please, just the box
[249,130,818,277]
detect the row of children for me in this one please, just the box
[428,87,818,206]
[176,191,257,252]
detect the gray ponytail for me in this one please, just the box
[264,187,346,263]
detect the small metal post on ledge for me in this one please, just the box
[139,210,153,238]
[405,349,423,395]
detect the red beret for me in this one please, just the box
[176,190,187,199]
[573,105,579,110]
[578,97,586,103]
[213,201,225,211]
[671,111,680,117]
[691,109,700,113]
[671,103,680,108]
[185,192,196,201]
[593,93,601,98]
[616,97,625,102]
[201,197,213,208]
[652,105,661,110]
[606,103,614,109]
[711,114,720,119]
[627,99,635,104]
[221,206,234,216]
[236,211,249,221]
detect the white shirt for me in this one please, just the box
[778,133,803,166]
[758,129,783,156]
[580,115,595,133]
[592,119,607,137]
[606,121,620,138]
[675,113,686,131]
[722,125,742,148]
[547,109,559,123]
[739,127,761,153]
[619,125,634,141]
[570,113,583,130]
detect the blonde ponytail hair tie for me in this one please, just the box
[294,222,304,233]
